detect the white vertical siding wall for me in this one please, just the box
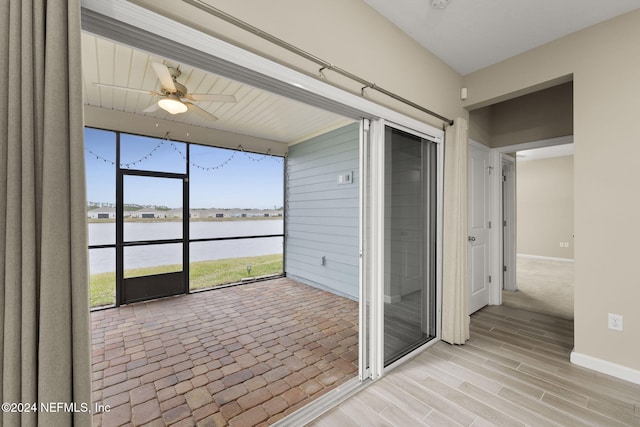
[285,123,359,300]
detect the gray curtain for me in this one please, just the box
[441,118,470,345]
[1,0,92,426]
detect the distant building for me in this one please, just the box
[202,209,228,218]
[130,208,165,219]
[226,209,283,218]
[166,208,183,218]
[94,207,282,220]
[88,207,116,219]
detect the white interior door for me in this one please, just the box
[468,142,491,314]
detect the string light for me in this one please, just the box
[238,145,273,162]
[86,148,116,165]
[121,140,166,168]
[85,133,280,171]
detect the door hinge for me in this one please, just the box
[488,275,492,283]
[503,265,507,272]
[502,175,507,182]
[488,221,492,229]
[503,220,507,227]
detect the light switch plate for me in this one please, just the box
[337,172,353,185]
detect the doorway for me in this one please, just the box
[82,3,445,424]
[119,172,188,304]
[494,137,575,319]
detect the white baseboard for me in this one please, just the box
[570,351,640,385]
[517,253,574,263]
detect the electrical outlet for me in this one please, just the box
[559,242,563,247]
[608,313,623,331]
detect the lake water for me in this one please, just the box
[89,220,283,274]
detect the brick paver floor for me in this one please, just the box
[91,278,359,426]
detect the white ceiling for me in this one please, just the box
[363,0,640,75]
[83,3,640,143]
[516,144,573,162]
[81,33,353,144]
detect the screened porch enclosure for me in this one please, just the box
[85,122,365,308]
[86,128,285,308]
[87,124,364,426]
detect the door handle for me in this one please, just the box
[468,236,476,242]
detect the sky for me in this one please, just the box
[84,128,284,209]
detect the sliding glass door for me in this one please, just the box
[381,125,439,366]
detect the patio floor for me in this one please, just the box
[90,278,359,426]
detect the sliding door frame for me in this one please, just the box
[82,1,445,423]
[367,119,444,376]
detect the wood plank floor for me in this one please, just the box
[308,305,640,426]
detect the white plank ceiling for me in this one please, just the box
[81,33,353,144]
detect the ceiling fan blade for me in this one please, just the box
[151,62,177,92]
[93,82,159,96]
[185,102,218,121]
[142,102,160,113]
[186,93,237,103]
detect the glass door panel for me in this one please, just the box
[383,126,437,365]
[124,243,183,278]
[123,175,184,242]
[119,172,186,305]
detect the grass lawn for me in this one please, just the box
[90,254,283,308]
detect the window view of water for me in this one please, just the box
[85,127,285,306]
[89,219,283,273]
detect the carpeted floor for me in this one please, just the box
[502,255,574,320]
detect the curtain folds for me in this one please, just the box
[441,118,470,345]
[1,1,92,426]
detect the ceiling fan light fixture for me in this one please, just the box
[431,0,450,9]
[158,95,188,114]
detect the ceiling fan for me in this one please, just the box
[93,62,236,120]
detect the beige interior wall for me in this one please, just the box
[468,107,491,146]
[464,9,640,371]
[490,82,573,148]
[468,82,573,148]
[517,156,574,259]
[129,0,466,129]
